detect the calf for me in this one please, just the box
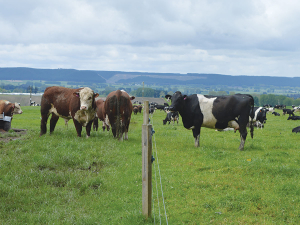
[104,90,135,140]
[272,112,280,116]
[166,92,254,150]
[0,100,23,117]
[283,109,295,116]
[287,116,300,120]
[40,86,99,137]
[93,99,110,131]
[163,111,179,125]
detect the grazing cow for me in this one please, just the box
[0,100,23,117]
[282,109,295,116]
[165,92,254,150]
[292,126,300,133]
[293,106,300,113]
[40,86,99,137]
[137,105,143,113]
[163,111,179,125]
[274,104,286,109]
[287,116,300,120]
[155,104,166,111]
[104,90,135,140]
[93,99,110,131]
[272,112,280,116]
[149,105,155,114]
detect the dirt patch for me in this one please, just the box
[0,128,27,143]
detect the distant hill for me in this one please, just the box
[1,67,300,87]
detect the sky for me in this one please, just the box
[0,0,300,77]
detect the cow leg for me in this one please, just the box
[124,119,130,140]
[40,114,49,136]
[238,126,248,151]
[73,119,82,137]
[50,113,59,134]
[93,117,98,131]
[192,128,200,147]
[102,121,106,132]
[85,120,93,138]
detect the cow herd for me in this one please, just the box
[0,87,300,150]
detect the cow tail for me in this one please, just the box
[116,93,121,139]
[250,96,254,139]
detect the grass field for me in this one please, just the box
[0,106,300,224]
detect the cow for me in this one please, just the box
[149,105,155,114]
[137,105,143,113]
[163,111,179,125]
[293,106,300,113]
[272,112,280,116]
[0,100,23,117]
[287,116,300,120]
[104,90,135,140]
[267,107,275,113]
[40,86,99,137]
[155,104,166,111]
[292,126,300,133]
[93,99,110,132]
[165,92,254,150]
[251,107,268,126]
[282,109,295,116]
[133,105,139,115]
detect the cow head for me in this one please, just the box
[257,108,267,123]
[13,102,23,114]
[165,92,187,112]
[73,87,99,110]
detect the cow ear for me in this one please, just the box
[94,93,99,98]
[73,92,80,97]
[130,96,135,100]
[183,95,187,99]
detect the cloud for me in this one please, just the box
[0,0,300,77]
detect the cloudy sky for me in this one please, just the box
[1,0,300,77]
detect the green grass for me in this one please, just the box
[1,106,300,224]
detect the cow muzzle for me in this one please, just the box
[80,106,88,110]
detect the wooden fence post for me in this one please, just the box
[142,101,152,218]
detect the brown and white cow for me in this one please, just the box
[104,90,135,140]
[93,99,110,132]
[0,100,23,117]
[40,86,99,137]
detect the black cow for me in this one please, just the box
[292,126,300,133]
[165,92,254,150]
[287,116,300,120]
[283,109,295,116]
[155,104,166,110]
[272,112,280,116]
[163,111,179,125]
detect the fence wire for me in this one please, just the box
[150,114,169,225]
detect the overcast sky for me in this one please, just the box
[1,0,300,77]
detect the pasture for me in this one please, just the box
[0,106,300,224]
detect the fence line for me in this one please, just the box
[150,113,169,224]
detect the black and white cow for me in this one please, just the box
[283,109,295,116]
[251,107,268,128]
[163,111,179,125]
[165,92,254,150]
[272,112,280,116]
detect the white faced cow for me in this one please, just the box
[40,86,99,137]
[166,92,254,150]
